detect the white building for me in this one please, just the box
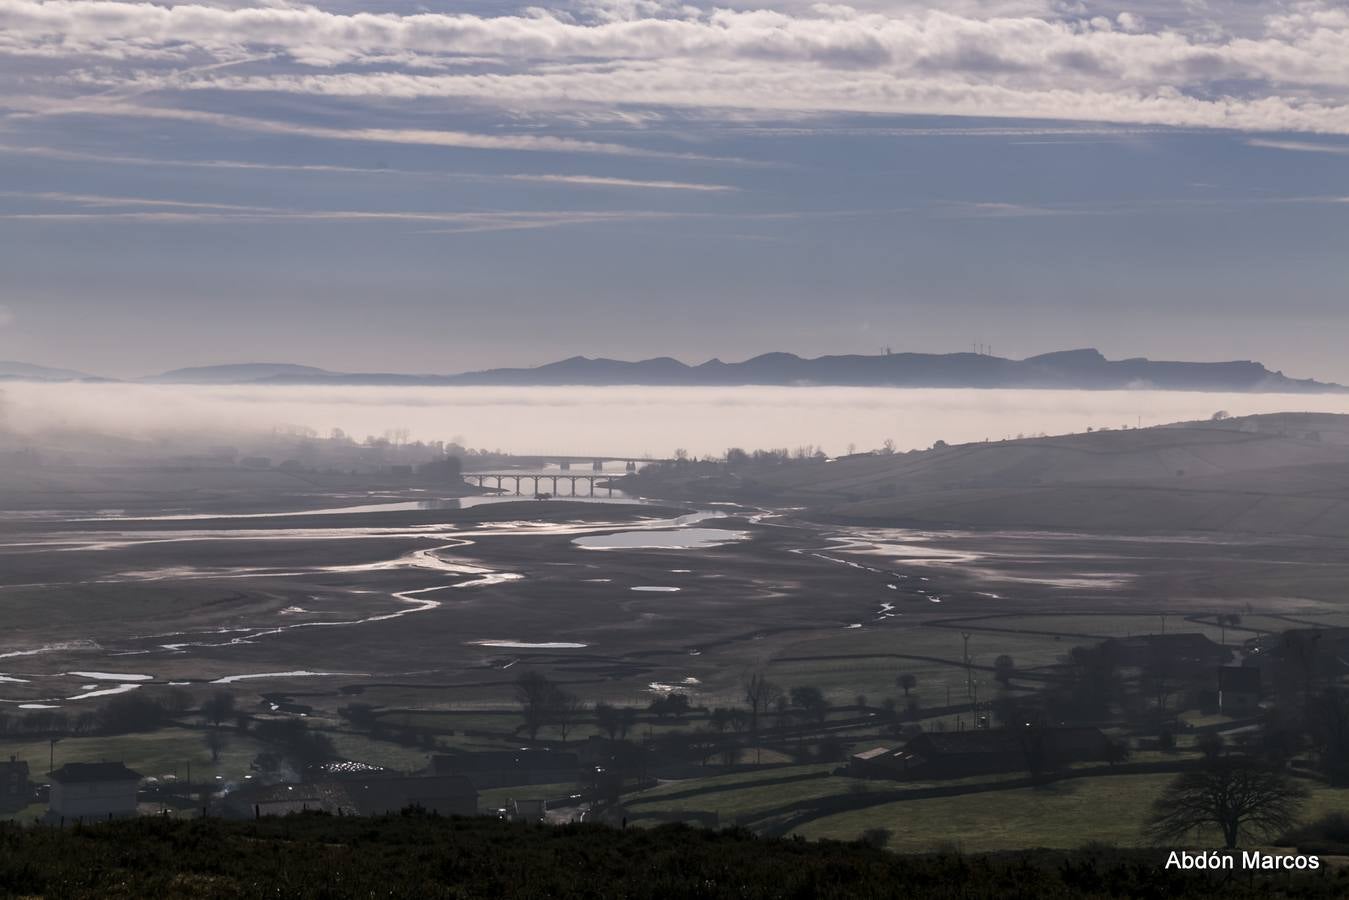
[49,762,141,821]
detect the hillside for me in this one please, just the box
[633,413,1349,537]
[0,814,1341,899]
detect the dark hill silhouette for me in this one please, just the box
[0,360,97,381]
[1,351,1340,391]
[144,363,338,384]
[255,349,1339,392]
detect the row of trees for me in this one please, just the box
[513,672,855,759]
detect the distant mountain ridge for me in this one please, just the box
[1,350,1342,392]
[0,360,96,381]
[144,363,337,384]
[260,348,1341,393]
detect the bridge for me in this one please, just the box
[506,456,646,472]
[464,472,622,497]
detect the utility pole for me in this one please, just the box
[961,632,974,701]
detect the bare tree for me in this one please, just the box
[553,691,584,742]
[204,728,227,764]
[618,707,638,740]
[789,685,830,725]
[201,691,236,729]
[1145,758,1308,849]
[897,673,917,697]
[743,673,782,764]
[744,674,781,735]
[594,702,620,740]
[515,670,557,741]
[993,655,1016,686]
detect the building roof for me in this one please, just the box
[851,747,896,762]
[50,762,142,784]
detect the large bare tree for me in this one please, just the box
[515,670,557,741]
[1145,758,1308,849]
[553,691,585,742]
[743,674,781,736]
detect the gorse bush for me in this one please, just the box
[1,814,1347,899]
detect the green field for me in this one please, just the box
[625,764,1037,834]
[793,773,1349,853]
[4,729,266,782]
[477,782,585,811]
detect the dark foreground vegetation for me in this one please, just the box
[3,814,1348,899]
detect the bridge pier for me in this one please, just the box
[461,471,625,498]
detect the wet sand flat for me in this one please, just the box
[4,489,1349,714]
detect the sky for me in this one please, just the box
[0,0,1347,381]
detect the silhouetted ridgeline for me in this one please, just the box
[408,349,1340,392]
[2,815,1346,899]
[3,349,1342,392]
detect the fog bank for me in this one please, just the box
[5,383,1349,458]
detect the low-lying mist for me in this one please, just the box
[5,382,1349,459]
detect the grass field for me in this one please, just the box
[325,732,439,772]
[793,773,1349,852]
[3,728,265,782]
[477,782,585,811]
[794,773,1174,851]
[0,802,46,823]
[624,764,1030,832]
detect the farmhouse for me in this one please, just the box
[48,762,141,821]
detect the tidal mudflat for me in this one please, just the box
[4,481,1348,719]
